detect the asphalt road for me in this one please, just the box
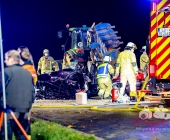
[31,107,170,140]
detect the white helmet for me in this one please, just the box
[103,56,111,62]
[140,46,146,52]
[125,42,137,50]
[142,46,146,50]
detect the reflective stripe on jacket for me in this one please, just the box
[97,63,115,83]
[97,63,109,79]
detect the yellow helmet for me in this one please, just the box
[43,49,49,53]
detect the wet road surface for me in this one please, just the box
[31,108,170,140]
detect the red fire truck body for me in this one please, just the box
[148,0,170,104]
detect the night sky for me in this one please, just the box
[1,0,151,69]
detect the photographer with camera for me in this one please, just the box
[0,50,35,140]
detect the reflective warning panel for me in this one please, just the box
[158,28,170,37]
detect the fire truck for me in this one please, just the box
[147,0,170,105]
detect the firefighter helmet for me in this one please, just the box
[140,46,146,52]
[125,42,137,50]
[103,56,111,62]
[43,49,49,54]
[142,46,146,50]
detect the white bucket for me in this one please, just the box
[76,92,87,105]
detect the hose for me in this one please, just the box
[141,75,149,93]
[130,75,150,109]
[32,105,170,112]
[33,105,94,109]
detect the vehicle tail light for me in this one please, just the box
[149,62,156,78]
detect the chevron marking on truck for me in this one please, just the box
[156,0,170,79]
[157,0,169,10]
[150,0,170,62]
[150,10,157,61]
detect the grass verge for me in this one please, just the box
[13,118,96,140]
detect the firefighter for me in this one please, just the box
[140,46,149,76]
[62,48,84,69]
[62,48,77,69]
[97,55,114,99]
[37,49,59,75]
[114,42,138,103]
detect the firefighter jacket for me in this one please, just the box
[97,63,114,83]
[140,53,149,71]
[38,56,59,74]
[62,49,77,69]
[22,61,37,85]
[115,50,138,75]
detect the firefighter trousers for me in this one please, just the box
[98,80,112,98]
[119,73,136,99]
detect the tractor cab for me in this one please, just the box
[69,25,95,50]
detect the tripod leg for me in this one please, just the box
[0,112,4,130]
[10,112,30,140]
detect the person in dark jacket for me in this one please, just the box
[0,50,34,140]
